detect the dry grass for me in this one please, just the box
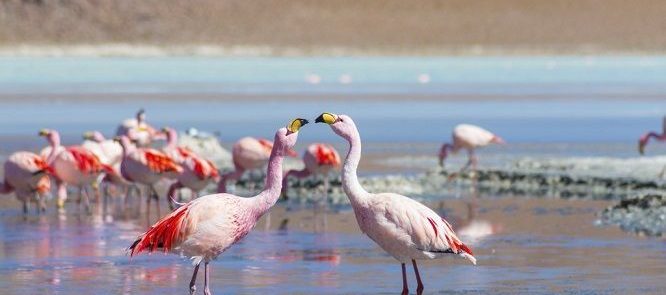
[1,0,666,53]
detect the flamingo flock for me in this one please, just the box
[5,107,666,294]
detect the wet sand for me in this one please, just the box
[0,193,663,294]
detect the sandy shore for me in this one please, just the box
[2,1,666,56]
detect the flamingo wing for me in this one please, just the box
[66,146,106,174]
[371,193,474,259]
[143,149,182,174]
[314,144,341,166]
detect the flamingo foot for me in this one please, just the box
[190,286,197,295]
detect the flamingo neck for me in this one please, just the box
[253,145,285,217]
[644,131,666,143]
[341,130,368,205]
[166,130,178,149]
[281,168,310,194]
[46,133,61,163]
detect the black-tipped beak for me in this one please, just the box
[315,114,325,123]
[300,119,309,126]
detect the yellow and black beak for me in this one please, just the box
[315,112,338,124]
[38,129,50,137]
[287,118,309,133]
[82,131,93,140]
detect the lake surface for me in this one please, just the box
[0,56,665,294]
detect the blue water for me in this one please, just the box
[1,56,666,95]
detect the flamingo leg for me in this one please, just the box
[150,185,161,216]
[401,263,409,295]
[659,165,666,178]
[412,259,424,295]
[22,199,28,215]
[217,168,245,193]
[81,186,91,213]
[189,262,200,295]
[203,261,212,295]
[56,180,67,208]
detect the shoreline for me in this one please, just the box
[2,44,666,58]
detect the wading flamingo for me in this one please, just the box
[282,143,341,198]
[161,127,220,209]
[115,109,163,147]
[115,135,182,211]
[0,151,52,213]
[217,137,296,193]
[129,118,308,295]
[83,131,133,201]
[39,129,111,209]
[439,124,504,171]
[638,116,666,177]
[316,113,476,295]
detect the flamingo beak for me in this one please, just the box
[315,113,338,124]
[38,129,49,137]
[83,131,94,140]
[287,118,309,134]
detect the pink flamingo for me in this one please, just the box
[438,124,504,171]
[316,113,476,295]
[83,131,133,201]
[115,109,163,147]
[161,127,220,209]
[0,151,52,213]
[129,118,308,295]
[115,135,182,210]
[217,137,296,193]
[39,129,111,209]
[282,143,341,198]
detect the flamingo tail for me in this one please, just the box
[128,204,190,256]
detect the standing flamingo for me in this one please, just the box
[83,131,133,201]
[115,109,163,147]
[161,127,220,209]
[281,143,341,198]
[217,137,296,193]
[0,151,52,213]
[115,135,182,211]
[129,118,308,295]
[39,129,110,209]
[316,112,476,295]
[439,124,504,171]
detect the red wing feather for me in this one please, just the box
[66,146,105,174]
[129,203,191,256]
[144,149,182,174]
[315,144,340,166]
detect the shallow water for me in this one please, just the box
[0,195,663,295]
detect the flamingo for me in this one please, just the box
[0,151,52,213]
[115,135,182,211]
[438,124,504,171]
[82,131,133,201]
[161,127,220,209]
[316,112,476,295]
[217,137,296,193]
[115,109,163,147]
[638,116,666,177]
[281,143,341,198]
[129,118,308,295]
[39,129,111,209]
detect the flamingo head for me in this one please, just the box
[275,118,309,156]
[38,129,59,144]
[161,127,177,142]
[136,108,146,123]
[315,112,358,142]
[83,131,105,143]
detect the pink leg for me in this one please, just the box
[217,168,245,193]
[203,261,212,295]
[412,259,424,295]
[281,168,310,198]
[189,262,200,295]
[401,263,409,295]
[56,180,67,208]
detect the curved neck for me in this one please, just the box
[253,145,285,217]
[166,131,178,149]
[46,133,61,163]
[645,131,666,143]
[342,130,368,205]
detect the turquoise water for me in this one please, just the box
[2,56,666,95]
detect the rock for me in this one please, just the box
[600,193,666,237]
[178,132,232,168]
